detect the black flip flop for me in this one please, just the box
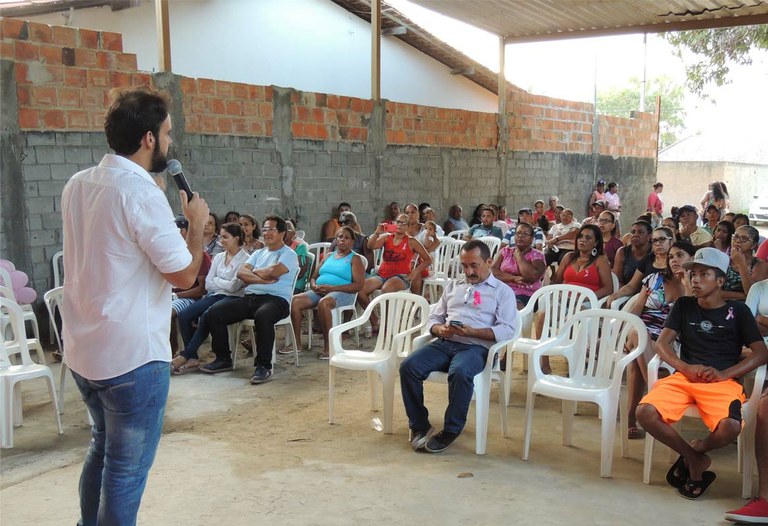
[678,471,717,500]
[666,455,688,488]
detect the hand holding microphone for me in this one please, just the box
[167,159,208,230]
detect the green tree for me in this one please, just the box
[596,76,685,148]
[664,25,768,96]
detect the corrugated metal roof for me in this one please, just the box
[409,0,768,42]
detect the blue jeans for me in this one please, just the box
[71,361,170,526]
[178,294,237,360]
[399,339,487,434]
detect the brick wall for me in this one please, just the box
[1,16,657,310]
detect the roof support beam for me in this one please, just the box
[155,0,172,72]
[371,0,381,101]
[497,36,508,200]
[504,14,768,44]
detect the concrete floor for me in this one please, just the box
[0,337,753,525]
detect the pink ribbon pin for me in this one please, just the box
[473,291,482,306]
[726,307,734,320]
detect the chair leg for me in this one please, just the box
[58,359,68,414]
[522,391,535,461]
[562,400,576,447]
[381,370,394,435]
[228,324,240,369]
[599,400,618,478]
[12,382,22,427]
[307,309,314,352]
[1,380,14,448]
[619,386,629,458]
[474,378,490,455]
[368,370,379,412]
[741,415,757,498]
[286,321,300,367]
[328,366,336,424]
[44,371,64,435]
[504,349,514,407]
[643,433,655,484]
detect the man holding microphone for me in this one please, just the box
[62,87,209,525]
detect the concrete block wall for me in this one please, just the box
[1,16,657,304]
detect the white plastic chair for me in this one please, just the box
[505,284,598,406]
[422,238,464,304]
[0,297,63,448]
[307,242,331,270]
[44,287,69,413]
[0,269,40,342]
[642,354,766,498]
[447,229,467,239]
[307,254,366,351]
[50,251,64,343]
[522,310,648,477]
[414,316,521,455]
[0,287,46,366]
[477,236,501,260]
[328,292,429,434]
[230,268,301,369]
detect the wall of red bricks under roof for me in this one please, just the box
[1,17,657,305]
[1,17,657,158]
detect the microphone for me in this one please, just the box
[167,159,193,200]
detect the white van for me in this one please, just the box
[748,195,768,225]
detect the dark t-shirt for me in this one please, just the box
[664,296,761,371]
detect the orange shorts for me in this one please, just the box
[639,372,745,432]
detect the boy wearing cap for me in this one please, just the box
[637,248,768,500]
[502,208,544,250]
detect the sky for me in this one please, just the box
[387,0,768,139]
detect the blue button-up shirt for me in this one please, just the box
[427,273,517,349]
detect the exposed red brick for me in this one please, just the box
[250,121,263,136]
[258,103,271,119]
[31,86,57,106]
[131,73,152,87]
[210,97,226,115]
[1,19,27,40]
[66,110,89,129]
[110,71,131,88]
[39,45,62,65]
[27,22,53,43]
[214,81,232,98]
[16,85,30,105]
[87,69,109,88]
[233,82,249,99]
[14,62,28,83]
[226,100,242,116]
[180,77,197,95]
[74,48,97,68]
[64,67,87,87]
[78,29,99,49]
[191,96,208,113]
[15,41,38,61]
[96,51,118,70]
[100,31,122,51]
[116,53,137,70]
[58,87,80,107]
[18,108,39,128]
[264,86,272,102]
[242,101,258,116]
[217,117,233,133]
[52,26,76,47]
[291,122,303,136]
[231,118,248,134]
[41,109,65,128]
[90,110,105,129]
[0,41,14,58]
[198,78,215,95]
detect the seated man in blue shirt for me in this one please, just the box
[464,207,503,240]
[200,215,298,384]
[400,240,518,453]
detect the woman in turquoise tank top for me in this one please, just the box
[290,226,366,359]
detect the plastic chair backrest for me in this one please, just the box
[0,297,34,367]
[529,284,598,340]
[372,247,384,273]
[429,239,453,278]
[477,236,501,259]
[0,268,14,300]
[303,252,316,292]
[611,272,620,294]
[447,229,467,239]
[307,242,331,267]
[44,287,64,352]
[52,250,64,288]
[370,292,429,358]
[561,310,647,381]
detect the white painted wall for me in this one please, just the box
[27,0,498,112]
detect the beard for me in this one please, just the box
[149,139,168,173]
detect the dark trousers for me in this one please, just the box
[205,294,289,368]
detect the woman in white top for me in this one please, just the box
[172,222,250,374]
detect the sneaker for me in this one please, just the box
[199,358,233,374]
[277,345,296,355]
[424,430,460,453]
[725,497,768,523]
[409,426,435,451]
[250,365,273,384]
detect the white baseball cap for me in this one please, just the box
[683,247,730,274]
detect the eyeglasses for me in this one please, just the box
[395,220,408,225]
[733,235,753,243]
[515,231,532,238]
[262,227,278,232]
[651,237,671,244]
[597,218,613,224]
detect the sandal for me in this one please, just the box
[627,426,646,440]
[171,358,200,375]
[678,471,717,499]
[318,352,330,360]
[666,455,689,489]
[278,344,296,355]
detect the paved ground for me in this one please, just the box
[0,332,753,525]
